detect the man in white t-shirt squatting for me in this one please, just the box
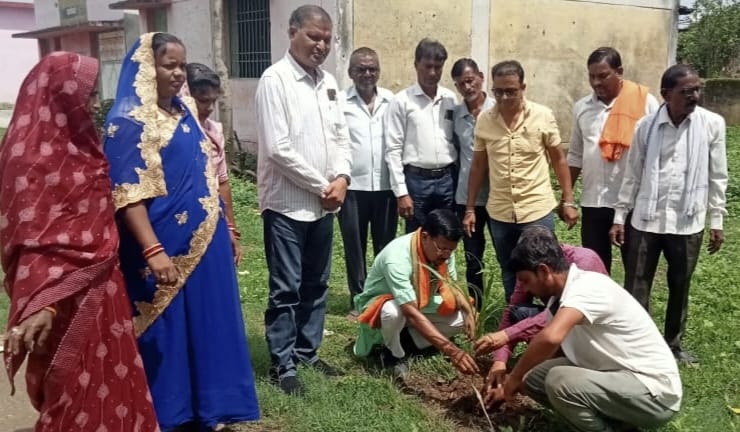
[488,226,681,431]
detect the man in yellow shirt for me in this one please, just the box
[464,60,577,302]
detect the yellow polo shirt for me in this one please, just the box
[473,100,560,223]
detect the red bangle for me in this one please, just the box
[142,243,165,260]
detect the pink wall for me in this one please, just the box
[0,5,38,104]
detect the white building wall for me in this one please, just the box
[33,0,60,28]
[86,0,125,21]
[167,0,214,66]
[0,5,38,104]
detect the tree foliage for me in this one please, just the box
[678,0,740,77]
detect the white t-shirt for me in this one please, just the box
[547,264,682,411]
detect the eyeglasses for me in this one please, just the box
[431,239,456,255]
[678,86,704,97]
[351,66,379,75]
[492,88,521,99]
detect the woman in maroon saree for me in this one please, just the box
[1,52,159,431]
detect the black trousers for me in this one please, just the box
[581,207,617,274]
[455,205,492,307]
[623,223,704,350]
[338,190,398,308]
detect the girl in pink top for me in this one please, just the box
[186,62,242,264]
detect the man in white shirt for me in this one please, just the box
[489,226,682,432]
[385,38,458,233]
[609,64,727,365]
[255,5,352,395]
[338,47,397,315]
[568,47,659,274]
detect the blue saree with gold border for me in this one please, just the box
[103,33,259,430]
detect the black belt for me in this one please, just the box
[403,164,454,179]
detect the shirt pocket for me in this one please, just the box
[519,126,546,154]
[442,109,455,141]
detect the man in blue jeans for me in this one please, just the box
[464,60,578,302]
[255,5,352,395]
[385,38,458,233]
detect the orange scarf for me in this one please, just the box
[358,230,458,329]
[599,80,649,161]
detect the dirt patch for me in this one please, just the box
[401,369,550,431]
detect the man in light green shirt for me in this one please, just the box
[353,209,479,376]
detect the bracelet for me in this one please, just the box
[142,243,165,260]
[227,223,241,239]
[561,202,579,209]
[43,306,57,318]
[465,209,475,214]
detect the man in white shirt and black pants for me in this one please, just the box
[568,47,659,274]
[488,226,682,432]
[610,64,727,365]
[256,5,352,395]
[338,47,397,315]
[385,38,458,233]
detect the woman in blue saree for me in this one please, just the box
[103,32,259,431]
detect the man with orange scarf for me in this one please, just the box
[353,209,479,377]
[567,47,659,274]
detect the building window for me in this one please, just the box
[147,7,168,33]
[229,0,271,78]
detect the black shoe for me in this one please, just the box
[672,348,699,365]
[379,348,409,380]
[274,375,303,395]
[306,358,344,377]
[269,368,304,395]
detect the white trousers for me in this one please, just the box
[379,299,464,358]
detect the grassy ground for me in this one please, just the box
[1,127,739,431]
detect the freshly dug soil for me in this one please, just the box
[401,368,550,431]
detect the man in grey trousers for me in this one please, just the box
[486,226,682,431]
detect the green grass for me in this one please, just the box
[1,127,739,431]
[228,127,740,431]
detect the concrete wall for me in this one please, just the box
[489,0,676,140]
[348,0,677,141]
[60,32,92,56]
[168,0,213,66]
[352,0,472,93]
[86,0,123,21]
[703,79,740,126]
[33,0,60,28]
[155,0,679,145]
[0,5,38,104]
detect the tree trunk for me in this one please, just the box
[210,0,236,165]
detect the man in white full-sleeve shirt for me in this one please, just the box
[568,47,659,274]
[256,4,352,395]
[385,38,458,233]
[609,64,727,365]
[338,47,398,315]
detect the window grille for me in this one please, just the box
[229,0,271,78]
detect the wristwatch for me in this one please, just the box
[337,174,351,186]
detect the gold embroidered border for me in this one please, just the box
[109,33,221,336]
[111,32,176,210]
[134,137,220,336]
